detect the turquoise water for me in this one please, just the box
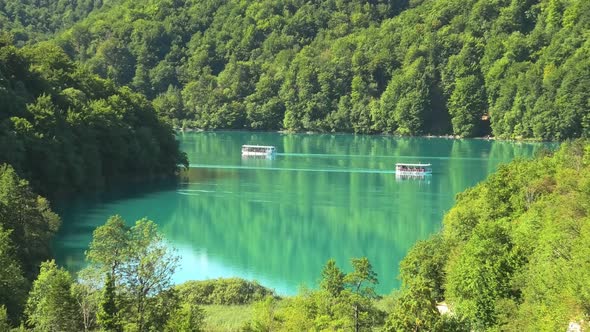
[54,132,550,295]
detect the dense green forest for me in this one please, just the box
[0,0,118,44]
[0,35,187,196]
[385,141,590,331]
[1,0,582,138]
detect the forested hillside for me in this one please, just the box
[385,141,590,331]
[0,35,187,197]
[35,0,590,139]
[0,0,118,44]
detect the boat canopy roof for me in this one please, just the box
[242,145,275,149]
[395,163,431,167]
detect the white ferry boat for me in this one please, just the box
[395,163,432,176]
[241,145,276,158]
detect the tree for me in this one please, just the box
[0,226,27,324]
[320,259,345,297]
[96,273,121,332]
[164,302,205,332]
[448,75,487,137]
[71,275,100,332]
[0,305,9,331]
[86,216,179,332]
[244,296,281,332]
[25,260,80,332]
[0,164,61,279]
[86,215,128,281]
[383,280,442,332]
[121,219,180,331]
[344,257,382,332]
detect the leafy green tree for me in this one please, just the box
[121,219,180,331]
[86,216,179,332]
[96,273,121,332]
[72,269,102,332]
[2,0,585,140]
[25,260,80,332]
[383,280,442,332]
[86,215,128,280]
[344,257,382,332]
[0,226,27,325]
[448,75,487,137]
[243,296,281,332]
[320,259,345,298]
[164,302,205,332]
[0,305,9,332]
[0,164,60,279]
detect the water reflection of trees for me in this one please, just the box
[56,132,552,294]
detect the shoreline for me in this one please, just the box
[175,127,555,143]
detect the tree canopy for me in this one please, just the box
[0,37,187,197]
[0,0,584,139]
[385,140,590,331]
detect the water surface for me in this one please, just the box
[54,132,550,295]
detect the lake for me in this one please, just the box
[54,132,550,295]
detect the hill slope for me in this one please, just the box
[386,141,590,330]
[0,0,121,44]
[43,0,590,139]
[0,37,187,196]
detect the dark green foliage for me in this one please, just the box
[97,273,122,332]
[0,165,61,326]
[0,41,187,197]
[176,278,275,305]
[0,164,59,278]
[0,226,27,325]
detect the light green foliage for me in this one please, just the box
[344,257,382,332]
[202,305,254,332]
[448,75,487,137]
[25,260,80,332]
[320,259,345,298]
[85,216,181,332]
[165,302,205,332]
[176,278,275,305]
[383,280,442,332]
[0,0,111,44]
[248,258,384,331]
[384,234,452,331]
[71,278,100,332]
[86,215,128,280]
[390,140,590,331]
[243,296,282,332]
[0,305,9,331]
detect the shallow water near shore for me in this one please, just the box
[54,132,552,295]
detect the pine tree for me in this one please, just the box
[97,273,121,332]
